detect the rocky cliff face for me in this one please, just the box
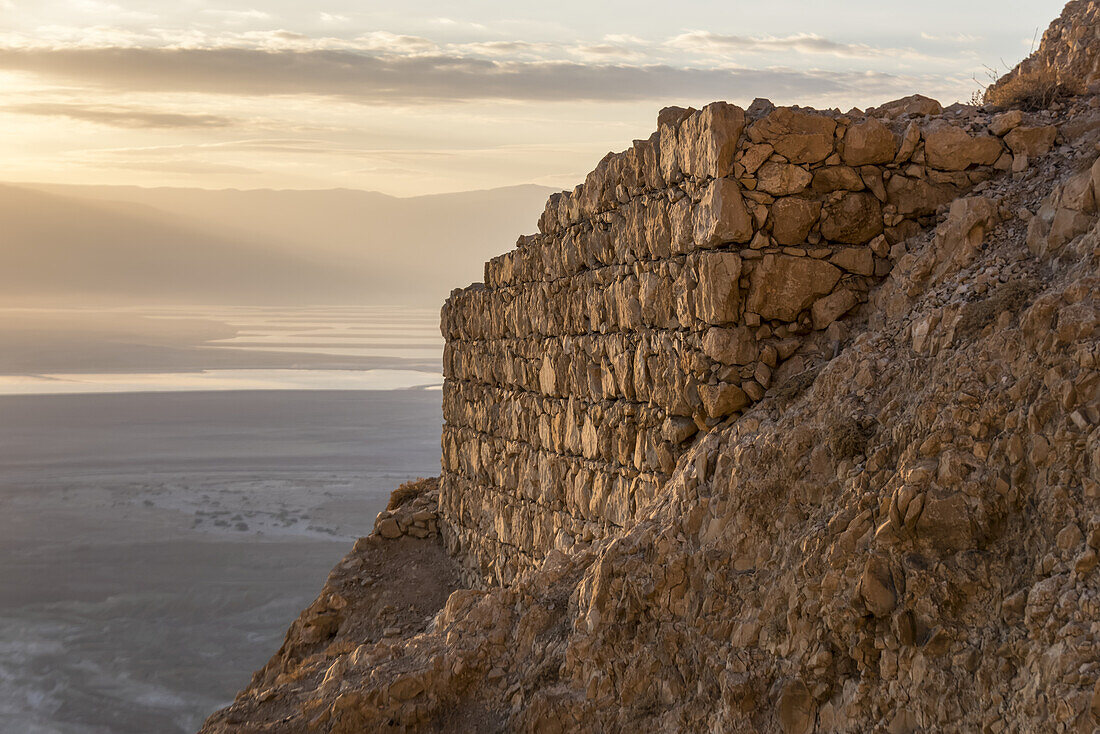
[986,0,1100,104]
[201,6,1100,733]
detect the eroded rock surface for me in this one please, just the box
[200,7,1100,729]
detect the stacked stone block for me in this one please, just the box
[441,99,1032,585]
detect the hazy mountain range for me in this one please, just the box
[0,182,554,308]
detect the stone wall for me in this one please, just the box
[439,99,1052,585]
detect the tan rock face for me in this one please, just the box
[693,177,754,246]
[819,191,884,244]
[870,93,944,119]
[810,288,858,330]
[747,254,842,321]
[694,252,742,324]
[886,175,959,217]
[769,197,822,245]
[702,326,758,365]
[698,382,749,418]
[748,108,837,164]
[1004,125,1058,157]
[989,110,1025,137]
[924,123,1004,171]
[812,166,865,193]
[678,101,746,179]
[842,118,897,166]
[757,161,814,196]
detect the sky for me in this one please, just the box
[0,0,1067,196]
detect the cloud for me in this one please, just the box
[666,31,921,60]
[355,31,437,54]
[0,46,911,104]
[10,102,233,128]
[920,32,982,43]
[202,9,273,23]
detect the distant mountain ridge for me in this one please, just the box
[0,182,554,307]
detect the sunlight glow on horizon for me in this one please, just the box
[0,0,1067,195]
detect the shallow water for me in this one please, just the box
[0,389,443,733]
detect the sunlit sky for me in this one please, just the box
[0,0,1065,195]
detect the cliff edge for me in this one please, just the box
[202,4,1100,732]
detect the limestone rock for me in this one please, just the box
[698,382,749,418]
[695,252,742,324]
[1004,125,1058,158]
[693,177,755,246]
[811,288,859,330]
[678,102,747,179]
[757,162,814,196]
[769,197,822,245]
[812,166,865,193]
[748,108,837,164]
[924,123,1004,171]
[746,254,842,321]
[989,110,1025,137]
[870,94,944,119]
[702,326,758,365]
[819,191,884,244]
[842,117,897,166]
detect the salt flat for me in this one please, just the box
[0,389,442,734]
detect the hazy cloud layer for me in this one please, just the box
[666,31,914,59]
[12,102,233,128]
[0,46,910,103]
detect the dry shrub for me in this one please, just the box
[387,476,438,510]
[985,67,1083,110]
[827,417,877,459]
[956,280,1038,340]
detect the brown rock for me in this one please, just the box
[811,288,858,330]
[915,491,974,551]
[812,166,865,193]
[695,252,742,324]
[693,177,755,246]
[699,382,749,418]
[871,94,943,119]
[377,517,402,539]
[989,110,1024,137]
[746,254,842,321]
[739,143,773,174]
[679,102,747,179]
[830,247,875,275]
[886,175,959,217]
[1004,125,1058,158]
[819,192,884,244]
[842,118,897,166]
[748,108,837,164]
[924,123,1004,171]
[770,197,823,245]
[703,326,759,365]
[387,675,424,701]
[778,679,815,734]
[859,556,897,617]
[757,162,814,196]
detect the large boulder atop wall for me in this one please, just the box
[867,94,944,119]
[677,102,747,180]
[747,108,837,164]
